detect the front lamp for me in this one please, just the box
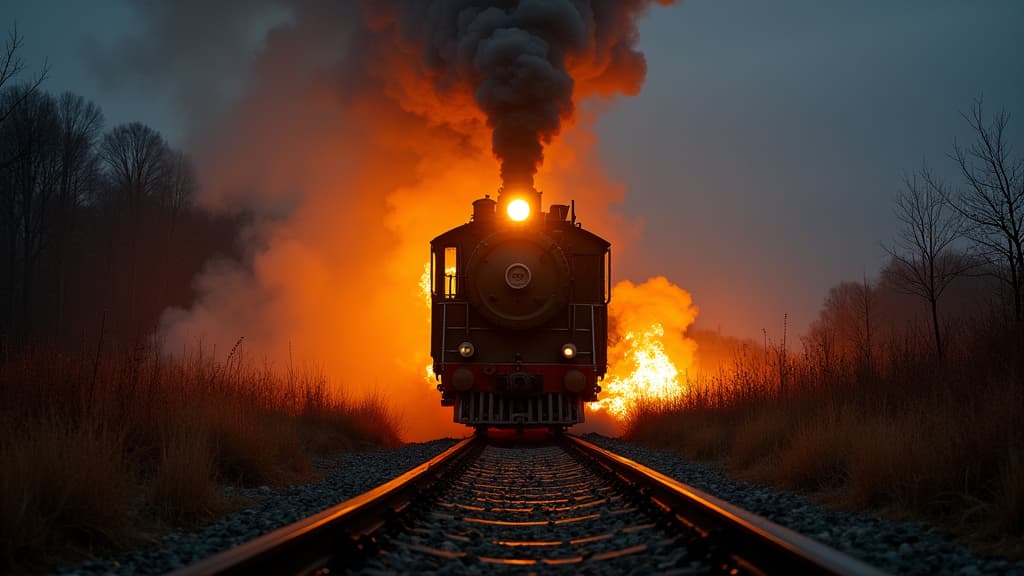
[561,343,577,359]
[507,198,530,221]
[458,341,475,358]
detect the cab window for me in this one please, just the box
[443,246,458,298]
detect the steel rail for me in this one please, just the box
[169,436,479,576]
[565,434,889,576]
[172,433,890,575]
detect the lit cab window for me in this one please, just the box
[444,246,458,298]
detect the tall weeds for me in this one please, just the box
[0,341,401,570]
[625,318,1024,552]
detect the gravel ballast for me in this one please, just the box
[582,434,1024,576]
[53,434,1023,575]
[356,443,726,575]
[53,438,459,575]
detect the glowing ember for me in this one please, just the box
[591,277,698,419]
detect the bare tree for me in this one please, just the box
[97,122,169,337]
[99,122,168,215]
[856,274,875,373]
[884,167,971,357]
[807,280,878,369]
[158,148,195,220]
[52,92,103,332]
[0,86,59,336]
[56,93,104,207]
[950,98,1024,323]
[0,25,49,134]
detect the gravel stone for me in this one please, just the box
[51,434,1024,575]
[581,434,1024,576]
[353,443,723,575]
[52,439,460,575]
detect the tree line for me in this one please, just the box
[807,98,1023,365]
[0,29,239,346]
[3,26,1021,360]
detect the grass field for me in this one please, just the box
[625,318,1024,556]
[0,339,400,570]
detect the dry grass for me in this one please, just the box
[149,418,221,524]
[769,410,851,491]
[0,340,401,571]
[0,416,137,562]
[625,319,1024,553]
[730,409,792,471]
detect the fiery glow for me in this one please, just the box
[156,2,678,441]
[422,261,438,385]
[591,277,698,419]
[594,324,676,417]
[443,246,458,298]
[420,262,432,311]
[507,198,530,221]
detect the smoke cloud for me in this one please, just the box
[97,1,674,440]
[369,0,673,189]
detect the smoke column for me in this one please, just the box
[96,1,676,440]
[369,1,672,189]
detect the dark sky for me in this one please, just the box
[6,0,1024,340]
[600,1,1024,338]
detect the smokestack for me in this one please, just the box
[497,186,543,221]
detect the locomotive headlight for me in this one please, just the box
[507,198,530,221]
[458,341,475,358]
[561,343,577,359]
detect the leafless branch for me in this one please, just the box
[946,97,1024,322]
[0,24,49,127]
[884,165,972,356]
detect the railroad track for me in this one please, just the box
[172,433,886,575]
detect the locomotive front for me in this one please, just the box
[430,189,610,429]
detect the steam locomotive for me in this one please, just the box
[430,189,610,429]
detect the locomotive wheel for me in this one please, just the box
[465,229,571,329]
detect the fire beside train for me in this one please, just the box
[430,189,610,429]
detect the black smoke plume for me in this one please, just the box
[373,0,673,190]
[89,0,673,440]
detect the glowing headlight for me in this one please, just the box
[458,341,475,358]
[561,343,577,359]
[507,198,530,221]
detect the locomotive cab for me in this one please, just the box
[430,190,610,428]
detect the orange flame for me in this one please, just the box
[592,276,698,419]
[420,262,433,312]
[421,261,439,385]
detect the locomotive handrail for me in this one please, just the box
[604,247,612,304]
